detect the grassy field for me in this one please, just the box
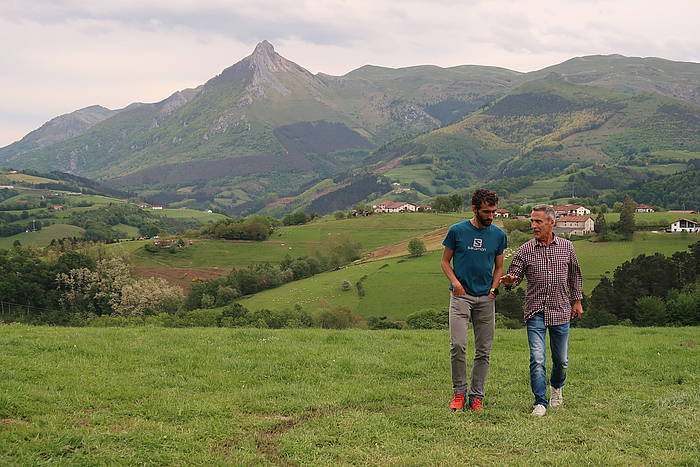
[1,325,697,465]
[155,209,228,223]
[239,232,699,319]
[605,212,700,227]
[512,178,569,200]
[0,224,85,249]
[112,213,467,270]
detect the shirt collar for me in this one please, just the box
[534,235,559,247]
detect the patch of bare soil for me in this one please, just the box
[132,267,230,293]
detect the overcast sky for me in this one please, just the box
[2,0,699,147]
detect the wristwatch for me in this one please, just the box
[489,287,499,296]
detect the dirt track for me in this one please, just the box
[363,226,450,262]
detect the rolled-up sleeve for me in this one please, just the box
[568,247,583,301]
[506,249,525,290]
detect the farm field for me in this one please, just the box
[155,208,228,222]
[1,325,697,465]
[114,213,467,271]
[604,211,700,227]
[0,224,85,249]
[239,232,699,319]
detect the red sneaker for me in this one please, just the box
[470,397,483,411]
[450,393,465,411]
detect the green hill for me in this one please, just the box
[238,232,699,319]
[372,77,700,203]
[0,169,229,248]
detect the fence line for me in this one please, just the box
[0,300,59,320]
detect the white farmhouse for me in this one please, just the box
[554,216,595,236]
[668,218,699,233]
[373,201,418,213]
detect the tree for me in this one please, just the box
[617,195,636,238]
[594,212,607,235]
[282,210,310,226]
[449,194,464,212]
[431,195,453,212]
[407,238,427,257]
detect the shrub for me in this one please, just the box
[495,313,522,329]
[367,316,404,329]
[407,238,427,257]
[502,219,531,233]
[406,309,448,329]
[316,306,365,329]
[635,296,668,326]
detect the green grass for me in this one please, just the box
[573,232,699,291]
[383,164,441,191]
[511,175,568,200]
[112,213,466,270]
[275,213,465,249]
[605,211,700,227]
[0,224,85,249]
[155,209,228,222]
[0,325,697,465]
[239,232,698,318]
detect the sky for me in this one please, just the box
[1,0,699,147]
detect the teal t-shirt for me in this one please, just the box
[442,220,507,296]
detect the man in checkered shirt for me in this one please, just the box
[500,204,584,417]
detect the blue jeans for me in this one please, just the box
[526,312,569,407]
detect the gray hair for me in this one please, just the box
[531,204,556,221]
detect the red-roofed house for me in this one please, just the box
[554,216,595,236]
[668,210,698,214]
[495,209,511,218]
[373,201,417,213]
[553,204,591,217]
[635,205,655,213]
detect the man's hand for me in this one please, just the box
[499,274,518,287]
[571,300,584,319]
[452,281,466,297]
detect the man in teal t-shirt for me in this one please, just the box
[441,189,507,411]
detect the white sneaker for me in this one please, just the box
[550,386,563,407]
[531,404,546,416]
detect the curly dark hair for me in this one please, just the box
[471,189,499,208]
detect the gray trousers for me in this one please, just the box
[449,293,495,398]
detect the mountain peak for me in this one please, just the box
[253,40,275,56]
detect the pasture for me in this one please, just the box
[0,325,697,465]
[0,224,85,249]
[116,213,467,271]
[239,232,699,319]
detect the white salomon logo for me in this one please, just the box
[473,238,483,248]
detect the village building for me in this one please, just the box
[0,185,15,189]
[554,216,595,236]
[668,218,699,233]
[553,204,591,217]
[373,201,418,213]
[151,206,164,210]
[495,209,511,218]
[668,210,698,215]
[635,205,655,213]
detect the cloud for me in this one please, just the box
[1,0,699,146]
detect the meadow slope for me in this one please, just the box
[0,326,697,465]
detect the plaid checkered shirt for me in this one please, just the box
[506,236,583,326]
